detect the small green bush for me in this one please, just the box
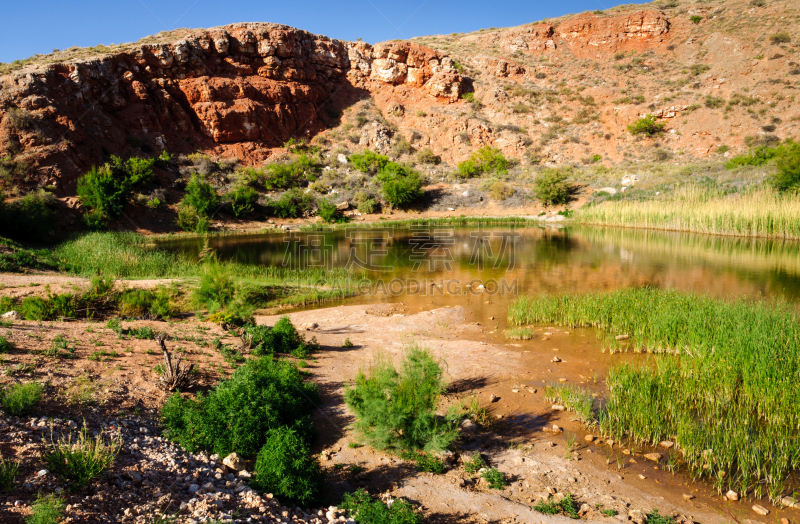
[44,425,121,490]
[0,190,56,242]
[0,335,13,353]
[463,453,486,474]
[241,316,320,358]
[77,156,155,227]
[26,493,66,524]
[357,198,380,214]
[415,148,441,165]
[119,287,172,319]
[533,169,572,205]
[533,493,580,519]
[0,455,20,492]
[182,175,220,217]
[349,150,390,175]
[268,189,317,218]
[263,154,320,190]
[317,199,348,223]
[646,509,678,524]
[341,488,421,524]
[376,163,424,209]
[771,140,800,192]
[770,32,791,45]
[627,115,665,136]
[251,426,324,506]
[401,451,446,473]
[344,345,458,452]
[127,326,156,340]
[161,355,320,457]
[705,96,725,109]
[456,146,510,178]
[228,186,259,217]
[193,265,236,312]
[2,382,43,416]
[690,15,702,24]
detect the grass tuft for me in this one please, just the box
[43,425,121,490]
[1,382,43,416]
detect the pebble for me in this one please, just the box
[726,490,739,501]
[659,440,674,449]
[615,335,629,340]
[644,453,662,462]
[551,357,561,363]
[752,505,770,516]
[551,404,565,411]
[780,496,797,508]
[683,494,695,500]
[638,475,647,480]
[36,469,48,477]
[584,434,595,442]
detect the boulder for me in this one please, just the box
[726,490,739,501]
[336,202,350,211]
[644,453,662,462]
[752,505,769,516]
[1,311,20,320]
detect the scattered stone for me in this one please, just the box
[780,519,790,524]
[726,490,739,501]
[489,394,499,402]
[644,453,662,462]
[551,356,562,363]
[512,389,519,393]
[683,494,695,500]
[300,322,318,331]
[558,378,567,383]
[223,453,245,472]
[659,440,675,449]
[615,335,629,340]
[551,404,566,411]
[528,388,538,394]
[335,202,350,211]
[752,505,770,516]
[1,311,20,320]
[36,469,48,477]
[584,434,595,442]
[780,496,797,508]
[552,425,562,434]
[638,475,647,480]
[546,486,557,495]
[629,509,645,524]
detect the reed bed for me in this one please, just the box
[509,288,800,500]
[576,187,800,239]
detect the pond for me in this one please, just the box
[158,224,800,329]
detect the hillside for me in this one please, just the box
[0,0,798,230]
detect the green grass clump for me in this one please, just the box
[43,425,121,490]
[1,382,43,416]
[509,288,800,501]
[341,488,421,524]
[251,427,323,506]
[26,493,66,524]
[544,383,594,423]
[533,494,580,519]
[344,345,458,452]
[503,328,533,340]
[161,355,319,457]
[463,453,487,474]
[0,335,13,353]
[127,326,156,340]
[119,287,173,319]
[400,451,446,474]
[481,467,507,489]
[77,156,155,227]
[0,455,20,492]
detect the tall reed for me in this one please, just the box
[576,187,800,239]
[509,288,800,501]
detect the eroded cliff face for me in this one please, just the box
[0,23,463,191]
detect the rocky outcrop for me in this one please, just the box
[0,23,463,191]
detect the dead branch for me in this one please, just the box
[155,334,196,391]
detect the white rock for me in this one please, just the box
[223,453,245,471]
[1,311,20,320]
[337,154,348,164]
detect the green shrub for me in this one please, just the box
[268,189,317,218]
[0,190,56,242]
[2,382,43,416]
[0,455,20,492]
[376,163,424,209]
[357,198,380,214]
[463,453,486,474]
[127,326,156,340]
[533,169,572,205]
[400,451,446,473]
[690,15,702,23]
[456,146,510,178]
[646,510,678,524]
[26,493,66,524]
[770,32,791,45]
[176,203,207,233]
[415,148,441,165]
[193,265,236,312]
[627,115,665,136]
[341,488,421,524]
[119,287,172,319]
[0,335,13,353]
[705,96,725,109]
[241,316,320,358]
[182,175,220,217]
[43,425,121,490]
[77,156,155,227]
[161,355,320,457]
[349,150,390,175]
[263,154,320,190]
[317,199,348,223]
[488,181,514,201]
[228,186,259,217]
[771,140,800,192]
[344,345,458,452]
[251,426,324,506]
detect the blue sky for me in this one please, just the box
[1,0,647,64]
